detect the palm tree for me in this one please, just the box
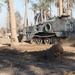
[7,12,10,33]
[60,0,75,17]
[59,0,63,16]
[39,0,53,22]
[0,0,18,44]
[15,11,22,32]
[31,0,44,23]
[22,0,29,42]
[45,0,54,17]
[24,0,28,28]
[31,3,38,24]
[55,0,60,16]
[32,0,53,23]
[67,0,75,17]
[38,0,44,23]
[8,0,18,43]
[56,0,66,16]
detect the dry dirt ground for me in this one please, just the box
[0,43,75,75]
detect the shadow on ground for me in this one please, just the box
[0,45,75,75]
[71,43,75,47]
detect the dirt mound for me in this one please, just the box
[45,44,63,60]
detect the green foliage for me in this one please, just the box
[32,3,38,10]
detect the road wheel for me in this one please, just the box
[50,38,55,44]
[31,39,37,44]
[44,38,50,44]
[36,38,43,44]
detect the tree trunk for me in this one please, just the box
[39,0,43,23]
[24,0,28,27]
[34,10,36,25]
[40,8,44,23]
[8,0,18,44]
[7,13,10,33]
[62,0,66,15]
[67,0,71,16]
[22,0,28,42]
[59,0,63,16]
[71,9,72,18]
[57,8,59,16]
[45,7,49,20]
[49,2,52,17]
[7,6,11,33]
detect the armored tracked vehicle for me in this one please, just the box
[23,15,75,44]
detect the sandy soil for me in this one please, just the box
[0,43,75,75]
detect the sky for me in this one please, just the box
[0,0,35,28]
[0,0,75,28]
